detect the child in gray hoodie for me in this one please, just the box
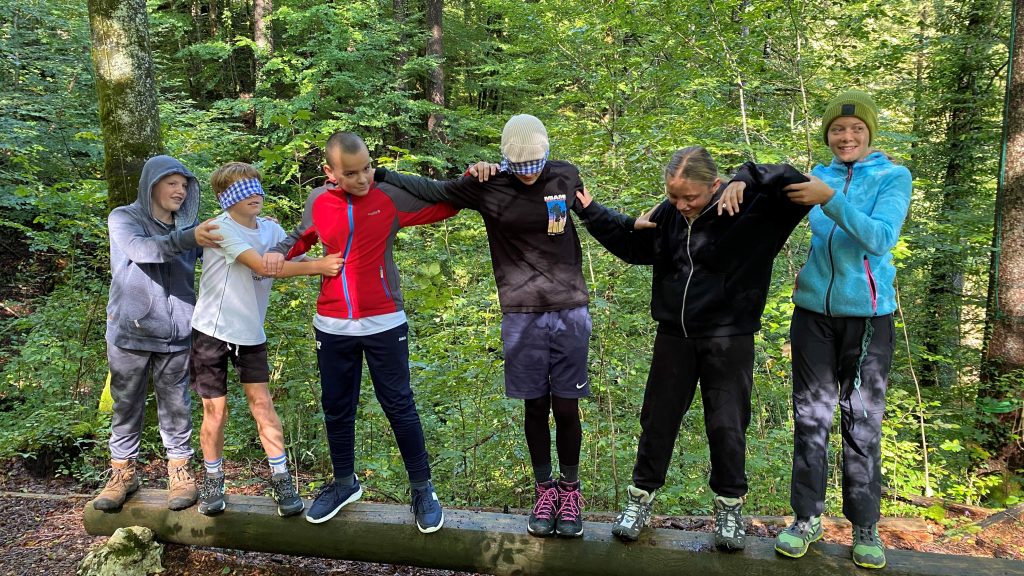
[92,155,219,511]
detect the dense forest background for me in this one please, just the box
[2,0,1023,519]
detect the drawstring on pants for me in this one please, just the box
[852,318,874,418]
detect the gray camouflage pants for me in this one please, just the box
[107,344,194,461]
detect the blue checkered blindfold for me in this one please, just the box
[218,178,265,210]
[499,150,549,175]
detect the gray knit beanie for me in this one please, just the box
[500,114,549,162]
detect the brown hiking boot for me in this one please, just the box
[166,458,198,510]
[91,459,140,511]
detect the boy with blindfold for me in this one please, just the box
[189,162,343,517]
[373,114,592,539]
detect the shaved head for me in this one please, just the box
[326,132,367,158]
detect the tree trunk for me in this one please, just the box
[394,0,409,92]
[209,0,218,36]
[910,5,928,173]
[254,0,272,55]
[253,0,272,92]
[183,0,201,103]
[426,0,445,141]
[982,0,1024,473]
[87,0,164,212]
[392,0,410,147]
[922,0,996,387]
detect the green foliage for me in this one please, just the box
[0,0,1017,520]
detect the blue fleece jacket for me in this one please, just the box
[792,151,912,317]
[105,156,202,352]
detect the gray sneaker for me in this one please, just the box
[197,474,226,515]
[611,485,655,541]
[269,472,304,517]
[713,495,746,550]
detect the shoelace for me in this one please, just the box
[716,502,742,537]
[532,485,559,520]
[557,488,585,521]
[169,464,194,484]
[102,465,132,488]
[787,518,814,537]
[855,525,879,545]
[412,487,435,514]
[199,476,223,499]
[313,482,339,501]
[619,498,647,525]
[270,475,298,500]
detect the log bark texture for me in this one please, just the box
[83,490,1024,576]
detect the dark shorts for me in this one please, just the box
[501,306,591,400]
[189,329,270,399]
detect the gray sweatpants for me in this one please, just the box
[107,344,194,461]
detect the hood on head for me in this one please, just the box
[137,155,201,227]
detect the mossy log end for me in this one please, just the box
[83,490,1023,576]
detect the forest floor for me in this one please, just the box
[2,457,1023,576]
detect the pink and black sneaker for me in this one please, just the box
[555,479,585,538]
[527,479,560,537]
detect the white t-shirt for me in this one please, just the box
[191,213,287,345]
[313,310,408,336]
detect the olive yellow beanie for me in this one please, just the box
[821,90,878,145]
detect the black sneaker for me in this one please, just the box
[554,479,585,538]
[411,480,444,534]
[305,476,362,524]
[269,472,304,517]
[197,474,226,516]
[527,479,559,537]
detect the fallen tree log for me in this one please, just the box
[83,490,1023,576]
[665,515,936,546]
[883,487,994,518]
[937,501,1024,543]
[665,514,933,532]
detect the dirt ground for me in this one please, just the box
[2,458,1022,576]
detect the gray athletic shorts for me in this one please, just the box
[501,306,591,400]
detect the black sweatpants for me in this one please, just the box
[789,307,894,526]
[632,330,754,498]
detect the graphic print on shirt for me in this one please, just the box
[545,194,568,235]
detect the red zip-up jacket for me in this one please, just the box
[281,181,457,319]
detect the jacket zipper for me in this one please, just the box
[679,201,717,336]
[340,198,356,318]
[681,220,694,337]
[379,266,392,300]
[863,256,878,314]
[824,163,855,315]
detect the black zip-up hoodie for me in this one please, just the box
[578,162,809,338]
